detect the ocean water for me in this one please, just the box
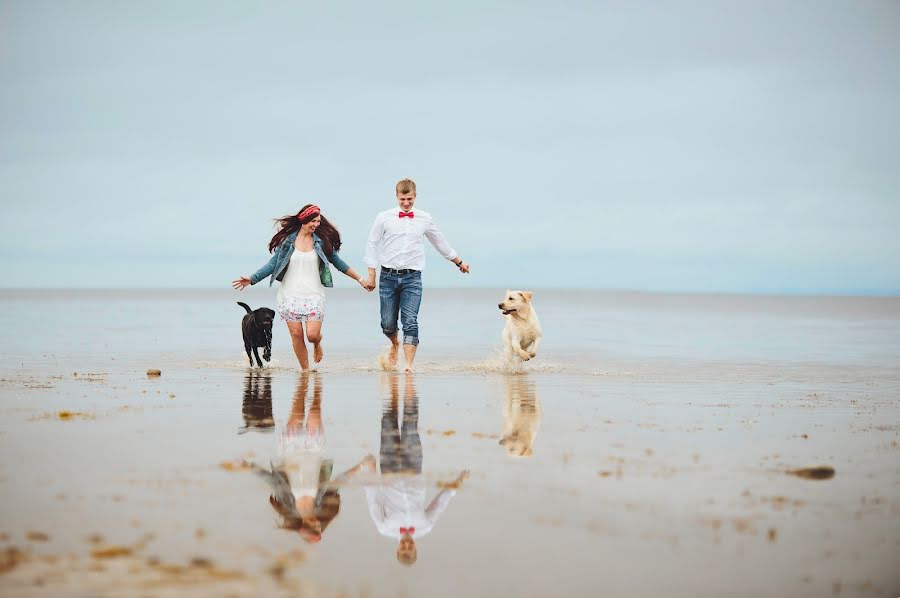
[1,288,898,373]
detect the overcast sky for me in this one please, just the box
[1,1,898,293]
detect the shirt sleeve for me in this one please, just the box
[365,486,387,528]
[424,487,457,526]
[423,215,458,261]
[249,252,278,285]
[364,214,385,268]
[326,249,351,274]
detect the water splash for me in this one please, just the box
[194,350,569,375]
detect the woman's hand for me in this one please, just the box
[358,277,374,292]
[232,276,251,291]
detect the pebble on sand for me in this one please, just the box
[787,466,835,480]
[146,369,161,378]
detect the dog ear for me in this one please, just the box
[520,291,533,302]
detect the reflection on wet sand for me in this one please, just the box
[238,371,274,434]
[366,373,469,565]
[253,373,373,544]
[499,376,541,458]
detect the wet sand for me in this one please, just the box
[1,362,899,597]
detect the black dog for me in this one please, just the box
[238,302,275,367]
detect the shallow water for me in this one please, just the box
[1,289,899,596]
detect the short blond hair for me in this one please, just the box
[395,178,416,195]
[397,548,417,566]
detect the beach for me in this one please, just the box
[1,289,899,597]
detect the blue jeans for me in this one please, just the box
[379,270,422,346]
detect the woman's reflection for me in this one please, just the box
[254,373,373,543]
[238,371,274,434]
[499,375,541,458]
[365,373,468,565]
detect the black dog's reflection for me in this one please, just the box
[254,373,373,544]
[365,373,468,565]
[499,376,541,458]
[239,371,274,434]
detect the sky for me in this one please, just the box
[1,0,899,294]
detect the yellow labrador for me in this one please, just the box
[498,290,542,362]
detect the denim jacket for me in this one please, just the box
[250,231,350,288]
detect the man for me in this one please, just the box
[364,178,470,371]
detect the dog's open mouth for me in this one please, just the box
[501,309,514,315]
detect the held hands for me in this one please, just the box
[358,277,375,292]
[232,276,251,290]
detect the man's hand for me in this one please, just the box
[457,262,470,274]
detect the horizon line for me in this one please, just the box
[0,286,898,299]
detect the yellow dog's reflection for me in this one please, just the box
[499,376,541,458]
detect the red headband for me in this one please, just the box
[297,205,320,221]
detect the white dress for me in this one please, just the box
[277,250,326,322]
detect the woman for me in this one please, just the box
[253,374,374,543]
[233,204,371,371]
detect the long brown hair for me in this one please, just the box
[269,488,342,540]
[268,204,342,256]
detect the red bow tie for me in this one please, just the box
[400,527,415,536]
[399,211,414,218]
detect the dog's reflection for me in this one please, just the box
[499,376,541,458]
[365,373,468,566]
[239,371,274,434]
[254,373,372,544]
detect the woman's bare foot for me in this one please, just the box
[388,343,399,365]
[313,343,324,363]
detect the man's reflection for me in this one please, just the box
[365,373,468,565]
[239,371,274,434]
[499,376,541,458]
[254,373,373,543]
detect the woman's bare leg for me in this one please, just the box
[306,320,324,363]
[287,322,310,371]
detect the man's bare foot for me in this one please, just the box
[388,343,399,365]
[313,343,324,363]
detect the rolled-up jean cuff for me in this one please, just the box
[403,336,419,346]
[382,328,398,338]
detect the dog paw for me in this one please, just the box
[527,351,537,358]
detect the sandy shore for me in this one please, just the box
[1,361,898,597]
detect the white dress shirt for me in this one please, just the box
[365,476,457,539]
[364,207,458,271]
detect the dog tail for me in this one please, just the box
[237,301,252,313]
